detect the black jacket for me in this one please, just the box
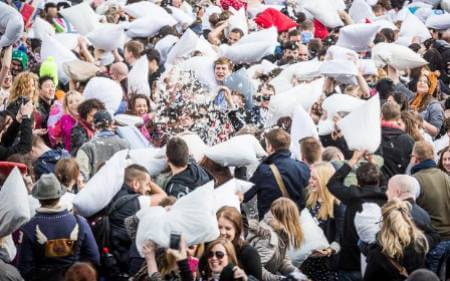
[0,118,32,160]
[166,161,211,198]
[244,149,310,219]
[408,198,440,250]
[376,126,415,179]
[327,163,387,271]
[364,243,426,281]
[237,243,262,280]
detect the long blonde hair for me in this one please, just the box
[378,199,428,260]
[9,72,39,103]
[63,90,83,114]
[306,162,338,220]
[270,198,303,248]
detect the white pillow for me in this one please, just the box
[168,5,195,26]
[336,23,379,52]
[289,105,319,160]
[116,126,149,149]
[236,26,278,46]
[0,3,24,48]
[30,17,55,40]
[60,2,98,35]
[124,1,171,19]
[128,56,150,97]
[0,168,30,238]
[114,114,144,126]
[178,56,217,89]
[399,13,431,42]
[155,35,179,65]
[201,5,223,30]
[226,8,248,36]
[214,179,254,212]
[303,0,344,27]
[372,19,398,31]
[165,30,217,66]
[288,209,330,266]
[205,135,267,167]
[219,42,275,64]
[354,203,382,244]
[443,0,450,13]
[319,59,358,85]
[323,94,365,118]
[371,42,428,70]
[53,33,80,50]
[269,75,292,94]
[426,13,450,30]
[86,23,125,51]
[326,45,358,61]
[338,95,381,153]
[359,59,378,75]
[277,60,323,83]
[136,181,219,253]
[179,133,209,163]
[125,16,177,38]
[349,0,375,23]
[83,77,123,114]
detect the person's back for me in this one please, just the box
[377,102,414,179]
[244,128,310,219]
[18,174,99,281]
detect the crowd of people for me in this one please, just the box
[2,0,450,280]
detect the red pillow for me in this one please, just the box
[0,162,28,177]
[220,0,247,11]
[255,8,298,32]
[313,19,329,40]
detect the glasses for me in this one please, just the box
[255,95,271,102]
[207,251,226,260]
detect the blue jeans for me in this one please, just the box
[427,240,450,273]
[338,270,362,281]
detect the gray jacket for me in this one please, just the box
[76,130,130,180]
[420,99,444,133]
[247,217,298,281]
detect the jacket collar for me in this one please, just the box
[264,149,291,164]
[411,159,437,175]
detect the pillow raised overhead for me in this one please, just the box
[83,77,123,114]
[349,0,375,23]
[425,13,450,30]
[303,0,344,28]
[124,1,171,19]
[319,59,358,84]
[125,16,177,38]
[60,2,98,35]
[87,23,125,51]
[399,13,431,42]
[371,42,428,70]
[336,23,379,52]
[254,7,298,32]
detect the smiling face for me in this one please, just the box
[66,93,83,117]
[39,79,55,102]
[442,151,450,173]
[133,97,149,116]
[416,75,429,95]
[207,244,229,274]
[214,63,231,83]
[218,217,236,242]
[308,168,321,194]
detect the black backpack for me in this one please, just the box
[90,194,139,253]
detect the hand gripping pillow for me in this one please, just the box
[372,42,428,70]
[83,77,123,114]
[288,208,330,266]
[60,2,98,35]
[86,23,125,51]
[135,181,219,254]
[336,23,379,52]
[205,135,267,167]
[128,56,150,97]
[0,168,31,238]
[338,95,381,153]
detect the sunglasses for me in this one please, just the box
[207,251,226,260]
[255,95,271,102]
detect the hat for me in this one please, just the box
[93,110,112,128]
[39,56,59,86]
[12,48,29,71]
[31,173,65,200]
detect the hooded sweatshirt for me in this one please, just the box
[166,160,211,198]
[34,148,70,179]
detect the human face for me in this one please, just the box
[85,109,98,124]
[124,48,134,64]
[47,7,58,18]
[289,35,301,43]
[11,60,22,76]
[134,98,149,116]
[308,168,320,194]
[40,79,55,102]
[228,32,241,45]
[1,71,12,89]
[416,75,429,95]
[214,64,231,83]
[218,217,236,242]
[207,244,229,274]
[442,151,450,173]
[298,45,309,61]
[67,94,83,117]
[136,173,151,194]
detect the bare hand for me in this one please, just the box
[142,240,156,257]
[167,236,188,261]
[233,266,248,281]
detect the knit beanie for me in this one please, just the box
[39,56,59,86]
[12,47,29,71]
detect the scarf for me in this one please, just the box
[411,159,437,175]
[381,120,403,130]
[79,120,95,140]
[410,71,439,111]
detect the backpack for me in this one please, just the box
[90,194,139,252]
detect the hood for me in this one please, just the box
[381,126,404,139]
[39,149,70,163]
[170,161,211,188]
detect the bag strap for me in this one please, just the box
[269,164,290,199]
[107,194,140,216]
[388,257,409,278]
